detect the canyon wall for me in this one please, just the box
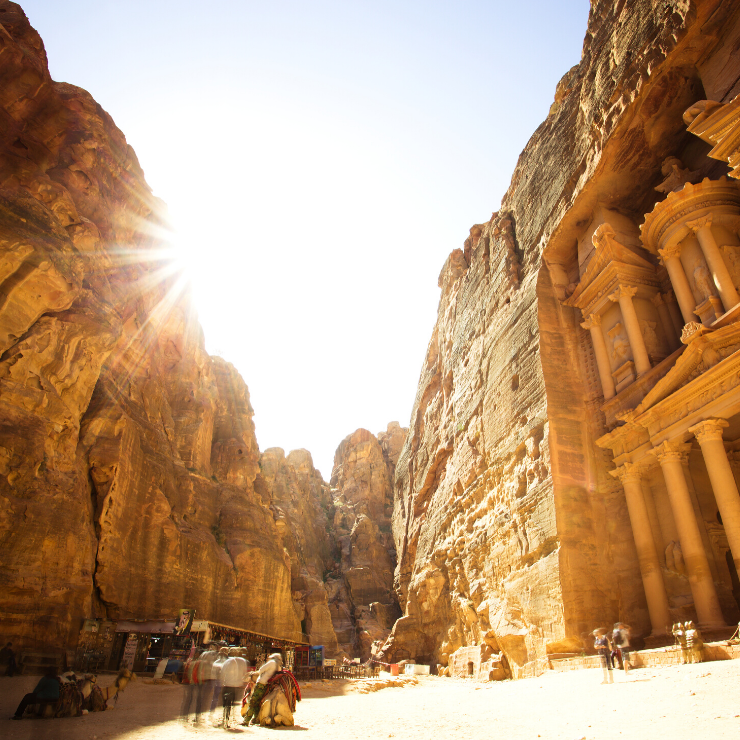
[383,0,740,676]
[0,1,301,649]
[0,2,407,658]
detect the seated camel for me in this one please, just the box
[256,671,301,727]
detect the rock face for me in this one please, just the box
[255,448,342,653]
[0,2,298,649]
[331,424,404,659]
[383,0,740,677]
[253,424,407,660]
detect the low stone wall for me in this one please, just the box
[550,642,740,672]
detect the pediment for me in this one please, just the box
[633,322,740,413]
[564,237,656,309]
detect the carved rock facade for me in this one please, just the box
[383,0,740,677]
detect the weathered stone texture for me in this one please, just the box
[331,425,405,659]
[383,0,740,676]
[0,2,298,648]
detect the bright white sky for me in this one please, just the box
[23,0,589,480]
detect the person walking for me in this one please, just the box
[221,648,248,728]
[593,628,614,684]
[612,623,632,673]
[196,645,217,725]
[179,648,202,724]
[209,646,229,726]
[242,652,283,725]
[10,666,60,719]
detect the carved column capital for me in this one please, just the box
[609,284,638,302]
[658,243,683,262]
[610,461,644,484]
[687,214,714,234]
[663,290,677,304]
[652,439,691,465]
[651,292,665,307]
[689,418,729,444]
[580,312,602,331]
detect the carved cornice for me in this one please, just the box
[640,178,740,255]
[688,418,729,444]
[684,96,740,179]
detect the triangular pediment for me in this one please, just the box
[634,322,740,413]
[564,236,655,308]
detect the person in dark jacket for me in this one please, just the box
[0,642,18,677]
[10,666,60,719]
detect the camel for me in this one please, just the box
[52,668,135,717]
[257,683,295,727]
[254,671,301,727]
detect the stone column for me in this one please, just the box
[611,462,672,635]
[609,285,651,376]
[652,292,679,347]
[690,418,740,579]
[653,440,726,628]
[658,244,696,325]
[688,215,740,312]
[581,313,616,400]
[663,291,685,339]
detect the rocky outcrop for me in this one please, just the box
[331,425,405,659]
[256,448,344,655]
[0,2,298,649]
[383,0,740,676]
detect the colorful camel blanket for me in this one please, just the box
[264,670,302,713]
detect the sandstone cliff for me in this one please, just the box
[383,0,740,676]
[0,2,299,649]
[331,424,405,659]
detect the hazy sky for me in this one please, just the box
[22,0,590,479]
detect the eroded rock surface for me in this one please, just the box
[331,425,404,659]
[381,0,740,676]
[0,2,298,648]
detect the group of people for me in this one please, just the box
[180,645,284,729]
[672,621,703,664]
[592,623,632,684]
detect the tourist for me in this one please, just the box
[0,642,17,677]
[685,621,703,664]
[593,628,613,684]
[242,651,283,726]
[612,623,631,673]
[221,647,248,728]
[196,645,218,724]
[673,622,689,664]
[10,666,60,720]
[209,646,229,725]
[179,648,203,724]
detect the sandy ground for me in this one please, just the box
[2,660,740,740]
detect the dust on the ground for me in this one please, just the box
[2,660,739,740]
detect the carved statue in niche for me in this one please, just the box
[654,156,700,194]
[639,320,660,358]
[607,323,630,364]
[720,244,740,288]
[693,262,715,301]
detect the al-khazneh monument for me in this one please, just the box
[379,0,740,678]
[4,0,740,680]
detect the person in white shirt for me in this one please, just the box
[242,652,283,725]
[221,648,248,727]
[209,646,228,725]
